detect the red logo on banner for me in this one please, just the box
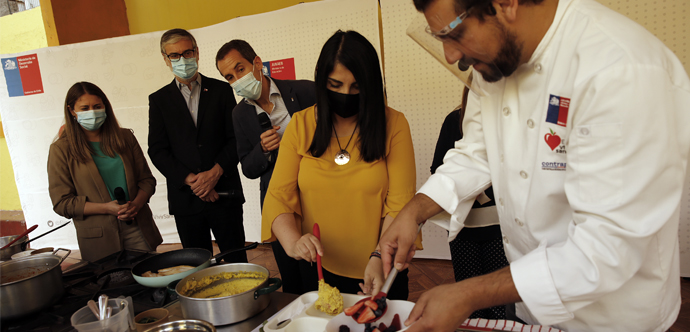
[269,58,296,80]
[16,54,43,95]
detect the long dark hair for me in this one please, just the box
[308,30,387,162]
[61,82,125,164]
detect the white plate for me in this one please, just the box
[325,299,415,332]
[263,292,367,332]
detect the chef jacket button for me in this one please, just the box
[502,107,511,116]
[520,170,528,179]
[527,119,535,128]
[503,235,509,244]
[580,127,590,135]
[500,154,504,163]
[515,218,524,226]
[499,197,504,206]
[534,63,542,73]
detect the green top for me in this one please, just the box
[89,142,130,201]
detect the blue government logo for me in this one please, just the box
[4,59,17,70]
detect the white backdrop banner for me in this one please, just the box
[0,0,380,251]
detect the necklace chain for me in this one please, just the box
[334,122,359,153]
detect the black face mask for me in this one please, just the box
[327,90,360,118]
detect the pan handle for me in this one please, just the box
[212,242,259,263]
[52,248,72,265]
[254,278,282,300]
[21,221,72,251]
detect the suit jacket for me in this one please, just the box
[148,74,244,216]
[48,129,163,262]
[232,79,316,205]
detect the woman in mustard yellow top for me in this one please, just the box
[262,30,421,299]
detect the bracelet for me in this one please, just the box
[369,250,381,259]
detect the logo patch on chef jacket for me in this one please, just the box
[542,162,566,171]
[546,94,570,127]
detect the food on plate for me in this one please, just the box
[141,265,196,277]
[179,271,266,298]
[339,313,402,332]
[344,296,387,323]
[315,279,344,315]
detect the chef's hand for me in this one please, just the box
[403,282,474,332]
[200,189,219,203]
[359,256,384,296]
[191,164,223,198]
[260,126,281,152]
[288,233,323,262]
[379,213,418,277]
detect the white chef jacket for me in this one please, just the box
[419,0,690,330]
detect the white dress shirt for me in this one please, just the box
[419,0,690,330]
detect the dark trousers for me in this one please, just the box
[271,240,305,294]
[298,260,409,300]
[173,201,247,263]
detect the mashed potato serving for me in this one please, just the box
[315,279,344,315]
[180,271,267,298]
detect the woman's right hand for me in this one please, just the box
[287,233,323,262]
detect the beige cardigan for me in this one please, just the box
[47,129,162,262]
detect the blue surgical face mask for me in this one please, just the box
[76,109,107,131]
[172,57,198,80]
[230,61,262,100]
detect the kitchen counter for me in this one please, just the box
[165,291,300,331]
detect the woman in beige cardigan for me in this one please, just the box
[48,82,162,262]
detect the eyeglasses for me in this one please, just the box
[425,10,469,42]
[165,48,196,62]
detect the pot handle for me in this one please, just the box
[254,278,282,300]
[52,248,72,265]
[212,242,259,263]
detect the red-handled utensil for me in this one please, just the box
[313,223,323,280]
[0,225,38,250]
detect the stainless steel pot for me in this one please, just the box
[174,263,282,326]
[0,248,71,320]
[0,235,28,261]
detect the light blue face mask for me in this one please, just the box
[230,61,262,100]
[76,109,107,131]
[172,57,198,80]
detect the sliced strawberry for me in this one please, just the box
[390,314,401,330]
[364,299,378,310]
[371,329,381,332]
[356,308,377,324]
[378,323,387,331]
[344,301,364,316]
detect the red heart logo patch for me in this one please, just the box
[545,128,561,151]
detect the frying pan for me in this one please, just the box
[131,242,258,288]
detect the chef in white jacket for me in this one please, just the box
[378,0,690,331]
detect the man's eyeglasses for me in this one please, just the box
[165,49,196,62]
[425,10,469,41]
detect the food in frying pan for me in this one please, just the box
[141,265,196,277]
[315,279,344,315]
[179,271,267,298]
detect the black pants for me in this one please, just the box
[173,201,247,263]
[271,240,305,294]
[298,260,409,300]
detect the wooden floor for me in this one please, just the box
[154,242,690,331]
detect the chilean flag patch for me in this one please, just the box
[546,94,570,127]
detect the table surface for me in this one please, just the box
[165,291,300,332]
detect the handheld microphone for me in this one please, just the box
[257,112,272,132]
[114,187,132,225]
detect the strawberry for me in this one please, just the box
[364,299,378,310]
[344,301,364,316]
[356,308,377,324]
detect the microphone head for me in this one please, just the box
[257,112,272,132]
[114,187,127,204]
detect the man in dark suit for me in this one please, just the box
[216,39,316,293]
[148,29,247,263]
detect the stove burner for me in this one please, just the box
[1,249,178,332]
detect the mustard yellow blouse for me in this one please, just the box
[262,106,421,279]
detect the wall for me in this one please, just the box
[0,7,47,211]
[124,0,321,35]
[49,0,129,45]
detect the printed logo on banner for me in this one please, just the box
[262,58,296,80]
[546,94,570,127]
[2,54,44,97]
